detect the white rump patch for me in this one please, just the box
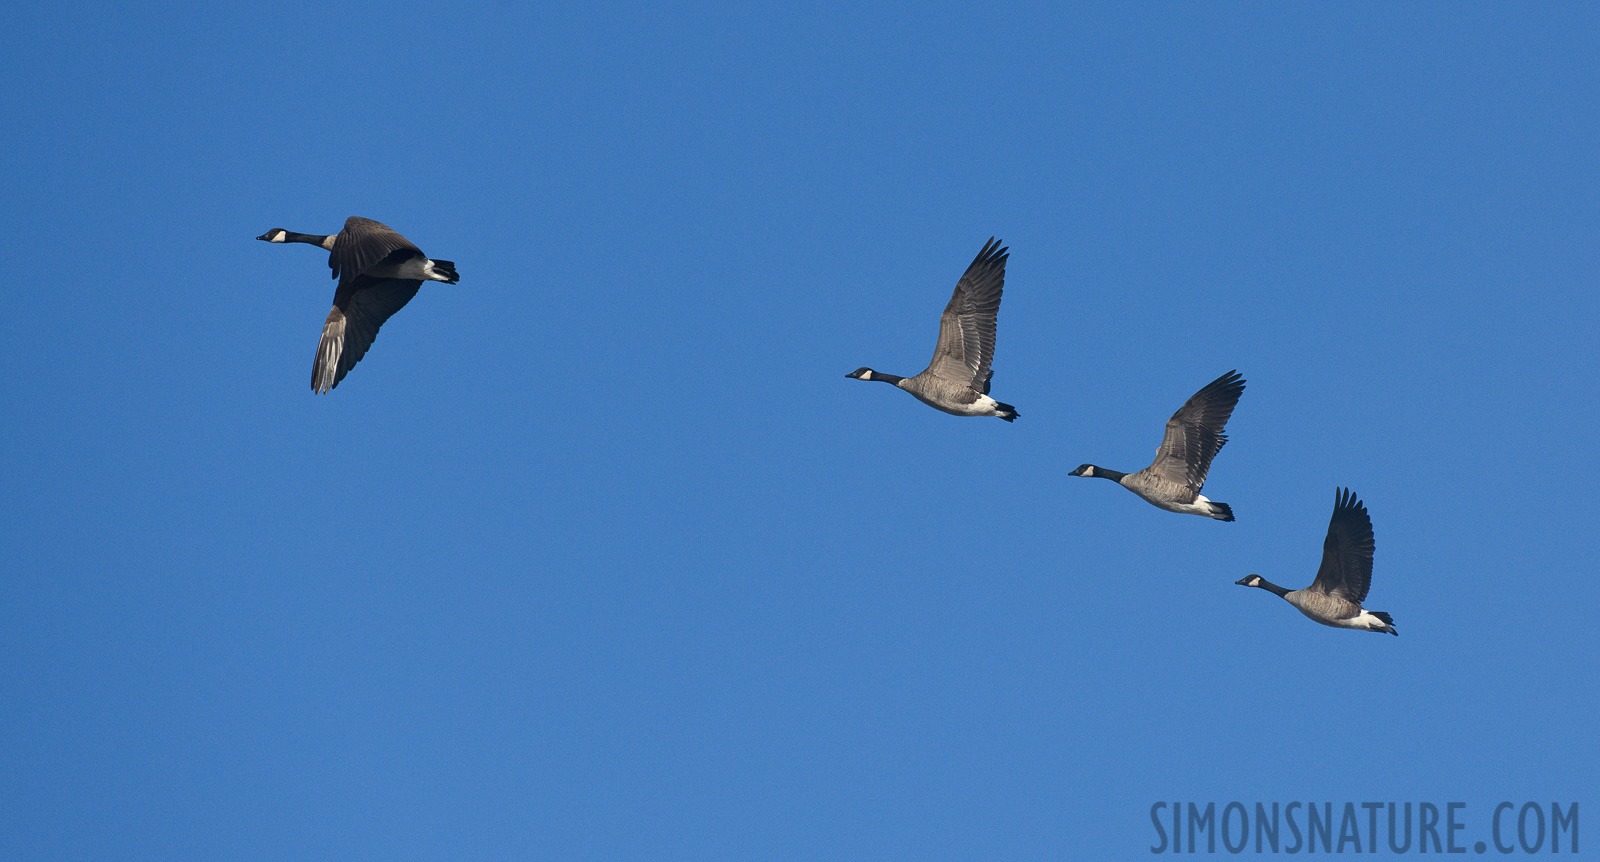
[1349,610,1388,630]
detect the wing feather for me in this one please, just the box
[926,238,1007,388]
[1308,487,1376,603]
[1144,370,1246,490]
[328,217,422,285]
[311,276,423,392]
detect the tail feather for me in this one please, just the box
[429,259,459,284]
[1208,501,1235,522]
[995,401,1018,422]
[1371,610,1398,636]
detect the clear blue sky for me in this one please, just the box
[2,3,1595,859]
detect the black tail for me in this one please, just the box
[995,401,1018,422]
[1208,501,1235,522]
[1372,611,1398,636]
[431,259,459,284]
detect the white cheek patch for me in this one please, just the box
[860,371,871,380]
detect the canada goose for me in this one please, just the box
[846,238,1017,421]
[1069,370,1245,520]
[257,217,458,393]
[1236,488,1397,635]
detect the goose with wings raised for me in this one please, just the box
[258,217,458,393]
[846,238,1017,421]
[1236,488,1397,635]
[1069,369,1244,520]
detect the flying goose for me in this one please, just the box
[1237,488,1397,635]
[1069,370,1245,520]
[257,217,458,393]
[846,238,1018,421]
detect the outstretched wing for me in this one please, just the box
[328,217,422,286]
[1308,487,1376,603]
[925,238,1008,390]
[312,276,423,393]
[1144,370,1246,490]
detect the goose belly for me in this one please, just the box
[926,393,1003,417]
[1287,591,1364,629]
[1120,475,1206,514]
[901,380,999,416]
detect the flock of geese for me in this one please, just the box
[259,218,1398,637]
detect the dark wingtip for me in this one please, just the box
[974,236,1009,267]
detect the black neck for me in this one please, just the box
[284,231,330,246]
[1090,466,1126,482]
[1253,578,1290,598]
[871,372,905,385]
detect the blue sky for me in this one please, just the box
[2,3,1596,859]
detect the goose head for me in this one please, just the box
[1068,464,1096,477]
[256,229,289,242]
[845,367,876,381]
[1235,574,1263,587]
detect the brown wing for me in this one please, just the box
[1308,487,1376,603]
[328,217,422,286]
[311,276,423,393]
[1144,370,1246,490]
[925,238,1007,391]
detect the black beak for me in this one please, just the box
[1234,576,1253,586]
[255,233,273,241]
